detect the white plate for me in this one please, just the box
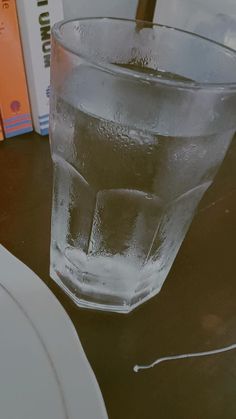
[0,245,108,419]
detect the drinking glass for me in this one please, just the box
[50,18,236,313]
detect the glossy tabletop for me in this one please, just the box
[1,133,236,419]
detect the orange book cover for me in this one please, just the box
[0,0,33,138]
[0,116,4,141]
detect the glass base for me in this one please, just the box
[50,248,163,313]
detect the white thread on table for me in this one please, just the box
[133,343,236,372]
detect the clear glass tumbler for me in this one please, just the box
[50,18,236,313]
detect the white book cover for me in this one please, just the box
[16,0,64,135]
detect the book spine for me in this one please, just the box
[16,0,64,136]
[0,0,33,139]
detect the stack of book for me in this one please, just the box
[0,0,64,141]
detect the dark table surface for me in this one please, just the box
[1,132,236,419]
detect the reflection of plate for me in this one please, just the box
[0,245,108,419]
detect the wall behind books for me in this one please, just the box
[62,0,138,19]
[155,0,236,49]
[62,0,236,49]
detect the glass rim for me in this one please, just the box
[52,16,236,92]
